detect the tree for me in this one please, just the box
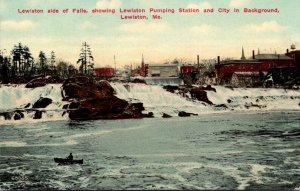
[50,51,56,74]
[11,43,34,76]
[23,46,33,75]
[77,42,94,75]
[0,57,10,84]
[0,52,8,83]
[56,60,72,78]
[39,51,47,75]
[0,53,3,69]
[200,59,216,74]
[11,43,24,76]
[68,64,77,76]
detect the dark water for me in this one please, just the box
[0,111,300,190]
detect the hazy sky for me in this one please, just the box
[0,0,299,68]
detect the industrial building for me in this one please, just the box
[215,46,299,87]
[94,67,115,77]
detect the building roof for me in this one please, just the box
[219,59,261,65]
[254,54,292,60]
[148,64,179,67]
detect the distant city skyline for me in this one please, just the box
[0,0,299,68]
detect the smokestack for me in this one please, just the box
[197,55,199,70]
[287,49,289,54]
[252,50,255,59]
[217,56,220,64]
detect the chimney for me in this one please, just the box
[197,55,200,70]
[217,56,220,64]
[252,50,255,59]
[287,49,289,54]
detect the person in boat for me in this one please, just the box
[66,153,73,160]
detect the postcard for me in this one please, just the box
[0,0,300,190]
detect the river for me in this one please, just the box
[0,111,299,190]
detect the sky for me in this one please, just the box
[0,0,300,68]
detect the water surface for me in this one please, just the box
[0,111,299,190]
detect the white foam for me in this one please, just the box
[0,141,27,147]
[0,139,77,148]
[250,164,267,175]
[112,83,300,117]
[0,83,299,124]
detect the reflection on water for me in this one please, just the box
[0,111,300,190]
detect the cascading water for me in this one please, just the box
[131,77,184,86]
[112,83,208,116]
[0,84,68,123]
[0,84,63,110]
[0,83,299,123]
[143,77,184,86]
[112,83,300,116]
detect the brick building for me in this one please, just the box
[215,47,298,87]
[94,67,115,77]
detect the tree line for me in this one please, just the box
[0,42,94,84]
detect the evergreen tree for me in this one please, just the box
[11,43,23,76]
[68,64,77,77]
[38,51,47,75]
[11,43,34,76]
[23,46,33,75]
[50,51,56,74]
[77,42,94,75]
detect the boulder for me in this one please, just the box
[198,85,217,92]
[14,113,22,120]
[24,103,31,108]
[163,85,179,93]
[178,111,190,117]
[15,110,24,118]
[130,102,145,111]
[63,76,145,120]
[244,102,267,109]
[25,77,47,88]
[62,104,69,109]
[62,77,114,100]
[178,111,198,117]
[131,78,147,84]
[68,97,144,120]
[190,88,213,105]
[215,104,228,108]
[162,113,172,118]
[32,97,52,108]
[143,112,154,118]
[0,110,24,120]
[0,112,13,120]
[33,111,43,119]
[68,102,80,109]
[178,111,189,117]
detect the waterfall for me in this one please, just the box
[112,83,300,116]
[0,83,299,123]
[0,84,63,110]
[143,77,184,85]
[112,83,208,116]
[0,84,68,123]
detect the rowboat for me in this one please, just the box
[54,157,83,165]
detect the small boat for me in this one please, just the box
[54,157,83,165]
